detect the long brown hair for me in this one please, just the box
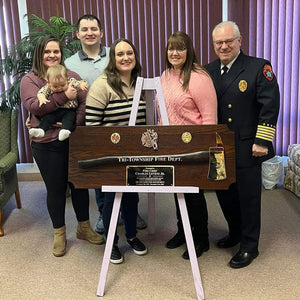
[165,31,207,90]
[104,38,141,99]
[32,35,65,78]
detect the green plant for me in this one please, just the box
[0,14,81,111]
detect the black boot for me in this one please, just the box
[166,231,185,249]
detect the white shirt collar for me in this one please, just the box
[220,51,241,71]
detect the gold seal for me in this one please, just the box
[239,80,247,92]
[111,132,120,144]
[181,132,192,143]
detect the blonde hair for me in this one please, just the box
[46,64,68,83]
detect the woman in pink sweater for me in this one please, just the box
[160,31,217,259]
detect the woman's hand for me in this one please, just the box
[65,80,78,100]
[25,117,31,129]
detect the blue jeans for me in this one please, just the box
[102,192,138,245]
[95,188,105,214]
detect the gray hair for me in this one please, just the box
[212,21,240,39]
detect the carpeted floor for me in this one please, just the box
[1,181,300,300]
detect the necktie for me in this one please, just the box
[221,65,228,77]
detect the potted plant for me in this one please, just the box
[0,14,81,111]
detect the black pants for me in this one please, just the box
[216,164,262,251]
[32,139,89,228]
[174,191,209,245]
[39,108,76,132]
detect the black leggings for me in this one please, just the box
[32,139,89,228]
[174,191,209,244]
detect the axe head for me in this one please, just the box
[207,133,227,181]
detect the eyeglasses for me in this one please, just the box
[213,37,239,47]
[167,48,187,53]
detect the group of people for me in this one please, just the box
[20,14,280,269]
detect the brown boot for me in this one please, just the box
[53,225,66,257]
[77,220,105,245]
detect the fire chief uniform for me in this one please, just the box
[205,51,280,254]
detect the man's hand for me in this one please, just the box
[252,144,268,157]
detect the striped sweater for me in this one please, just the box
[86,74,146,126]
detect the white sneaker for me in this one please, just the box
[58,129,71,141]
[29,128,45,138]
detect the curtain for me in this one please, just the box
[26,0,221,74]
[228,0,300,156]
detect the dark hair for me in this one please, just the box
[105,38,141,99]
[76,14,102,31]
[32,35,64,78]
[166,31,207,90]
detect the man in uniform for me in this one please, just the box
[205,21,280,268]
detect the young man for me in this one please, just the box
[205,21,280,268]
[65,14,147,234]
[65,14,109,87]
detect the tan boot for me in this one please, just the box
[77,220,105,245]
[53,225,66,257]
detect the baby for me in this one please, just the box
[29,64,88,141]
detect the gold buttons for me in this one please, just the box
[228,118,232,122]
[228,104,232,108]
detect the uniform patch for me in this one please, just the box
[263,64,274,81]
[239,80,247,92]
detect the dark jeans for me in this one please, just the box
[32,139,89,228]
[102,192,138,245]
[95,188,105,213]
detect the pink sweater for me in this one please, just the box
[160,68,217,125]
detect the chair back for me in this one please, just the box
[0,109,18,157]
[0,110,12,158]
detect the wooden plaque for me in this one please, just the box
[68,124,235,189]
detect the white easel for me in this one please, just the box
[97,77,205,300]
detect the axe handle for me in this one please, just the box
[78,151,210,169]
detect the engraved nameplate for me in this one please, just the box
[127,165,174,186]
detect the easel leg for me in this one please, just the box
[147,193,155,234]
[177,193,205,300]
[97,192,122,297]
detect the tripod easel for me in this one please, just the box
[96,77,205,300]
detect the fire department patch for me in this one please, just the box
[263,64,274,81]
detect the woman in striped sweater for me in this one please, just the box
[86,38,147,264]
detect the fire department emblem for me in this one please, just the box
[263,64,274,81]
[110,132,120,144]
[141,129,158,150]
